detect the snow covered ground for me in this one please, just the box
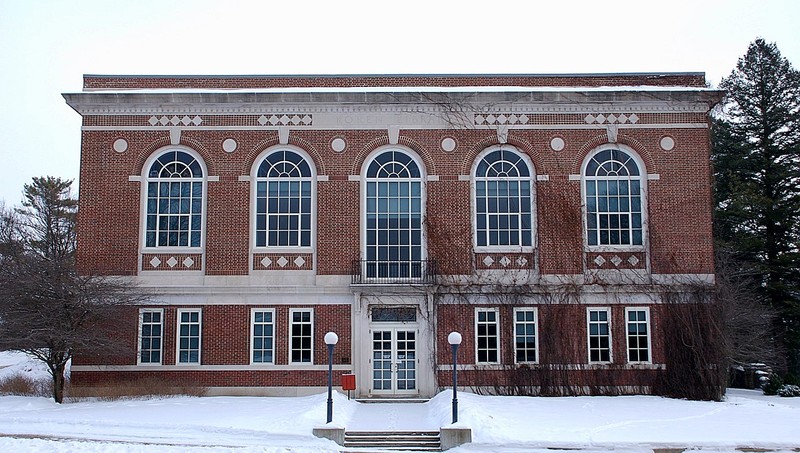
[2,351,799,452]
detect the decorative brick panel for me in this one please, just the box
[586,251,647,270]
[475,253,535,270]
[141,253,203,271]
[252,253,313,271]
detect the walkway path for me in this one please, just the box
[346,402,439,431]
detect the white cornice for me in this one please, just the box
[68,102,713,116]
[63,90,720,116]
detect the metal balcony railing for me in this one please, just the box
[350,259,437,285]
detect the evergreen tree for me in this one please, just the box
[713,39,800,373]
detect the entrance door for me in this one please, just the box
[371,328,417,395]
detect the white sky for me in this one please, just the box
[1,0,798,204]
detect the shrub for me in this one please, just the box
[68,377,206,401]
[762,373,784,395]
[778,384,800,397]
[0,373,52,397]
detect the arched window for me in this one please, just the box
[145,149,204,248]
[473,147,534,249]
[364,149,424,278]
[254,149,314,248]
[583,148,644,247]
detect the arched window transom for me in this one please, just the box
[145,150,204,248]
[255,150,313,248]
[474,148,533,248]
[584,148,643,246]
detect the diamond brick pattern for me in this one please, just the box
[584,113,639,124]
[142,254,202,271]
[252,254,313,271]
[587,252,646,270]
[258,114,313,126]
[476,253,535,269]
[474,113,529,125]
[148,115,202,126]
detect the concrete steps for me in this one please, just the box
[343,430,441,451]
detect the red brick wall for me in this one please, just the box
[71,304,352,388]
[77,125,715,277]
[436,303,667,389]
[83,73,707,90]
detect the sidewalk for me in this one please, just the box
[347,401,440,431]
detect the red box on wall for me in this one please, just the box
[341,374,356,391]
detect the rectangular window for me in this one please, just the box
[475,179,532,248]
[476,308,499,363]
[146,180,203,248]
[626,307,651,363]
[138,309,163,365]
[587,308,611,363]
[585,178,643,246]
[514,308,538,363]
[251,309,275,364]
[176,309,201,364]
[365,180,423,279]
[256,180,312,247]
[290,308,313,363]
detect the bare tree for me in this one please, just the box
[0,177,144,403]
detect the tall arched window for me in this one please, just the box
[364,149,424,279]
[473,147,534,250]
[583,147,644,247]
[145,149,204,248]
[254,149,313,248]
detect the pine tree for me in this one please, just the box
[713,39,800,373]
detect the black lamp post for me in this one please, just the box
[324,331,338,424]
[447,331,462,424]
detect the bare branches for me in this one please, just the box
[0,177,144,402]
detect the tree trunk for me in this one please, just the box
[52,363,65,403]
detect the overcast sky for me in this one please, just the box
[1,0,798,204]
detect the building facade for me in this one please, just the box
[64,74,720,397]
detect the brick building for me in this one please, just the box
[63,73,720,397]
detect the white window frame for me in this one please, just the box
[289,308,314,364]
[140,146,208,253]
[587,307,612,364]
[475,307,500,364]
[250,308,276,365]
[625,307,652,364]
[176,308,202,365]
[513,307,538,364]
[471,145,536,253]
[137,308,164,366]
[580,144,647,252]
[250,145,317,254]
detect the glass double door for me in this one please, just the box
[371,328,417,394]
